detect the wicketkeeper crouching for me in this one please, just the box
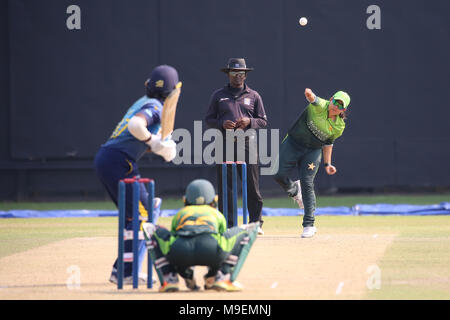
[143,179,260,292]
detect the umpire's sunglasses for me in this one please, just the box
[332,99,345,110]
[229,71,246,76]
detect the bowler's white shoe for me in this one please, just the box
[291,180,304,209]
[301,226,317,238]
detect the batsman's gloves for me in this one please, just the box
[146,134,176,162]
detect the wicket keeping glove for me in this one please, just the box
[142,223,156,240]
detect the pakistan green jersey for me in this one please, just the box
[171,205,227,236]
[287,97,345,149]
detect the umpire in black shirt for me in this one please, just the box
[205,58,267,234]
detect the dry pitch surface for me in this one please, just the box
[0,230,395,299]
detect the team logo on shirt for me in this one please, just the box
[156,80,164,87]
[244,98,251,105]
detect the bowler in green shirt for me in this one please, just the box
[274,88,350,238]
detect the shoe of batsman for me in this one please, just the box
[109,268,148,285]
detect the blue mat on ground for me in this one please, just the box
[1,202,450,218]
[353,202,450,216]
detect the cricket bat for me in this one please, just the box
[160,82,182,140]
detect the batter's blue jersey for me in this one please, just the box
[102,96,163,161]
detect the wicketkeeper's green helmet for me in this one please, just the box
[184,179,217,206]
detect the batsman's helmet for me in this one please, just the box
[145,65,180,100]
[184,179,218,206]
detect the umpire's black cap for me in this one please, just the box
[221,58,254,73]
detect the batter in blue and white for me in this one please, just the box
[94,65,180,285]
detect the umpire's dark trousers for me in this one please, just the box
[216,138,263,227]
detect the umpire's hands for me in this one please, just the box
[235,117,251,129]
[223,120,236,129]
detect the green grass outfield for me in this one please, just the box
[1,194,450,299]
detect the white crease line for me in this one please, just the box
[335,281,344,295]
[270,282,278,289]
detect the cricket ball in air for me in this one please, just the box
[299,17,308,26]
